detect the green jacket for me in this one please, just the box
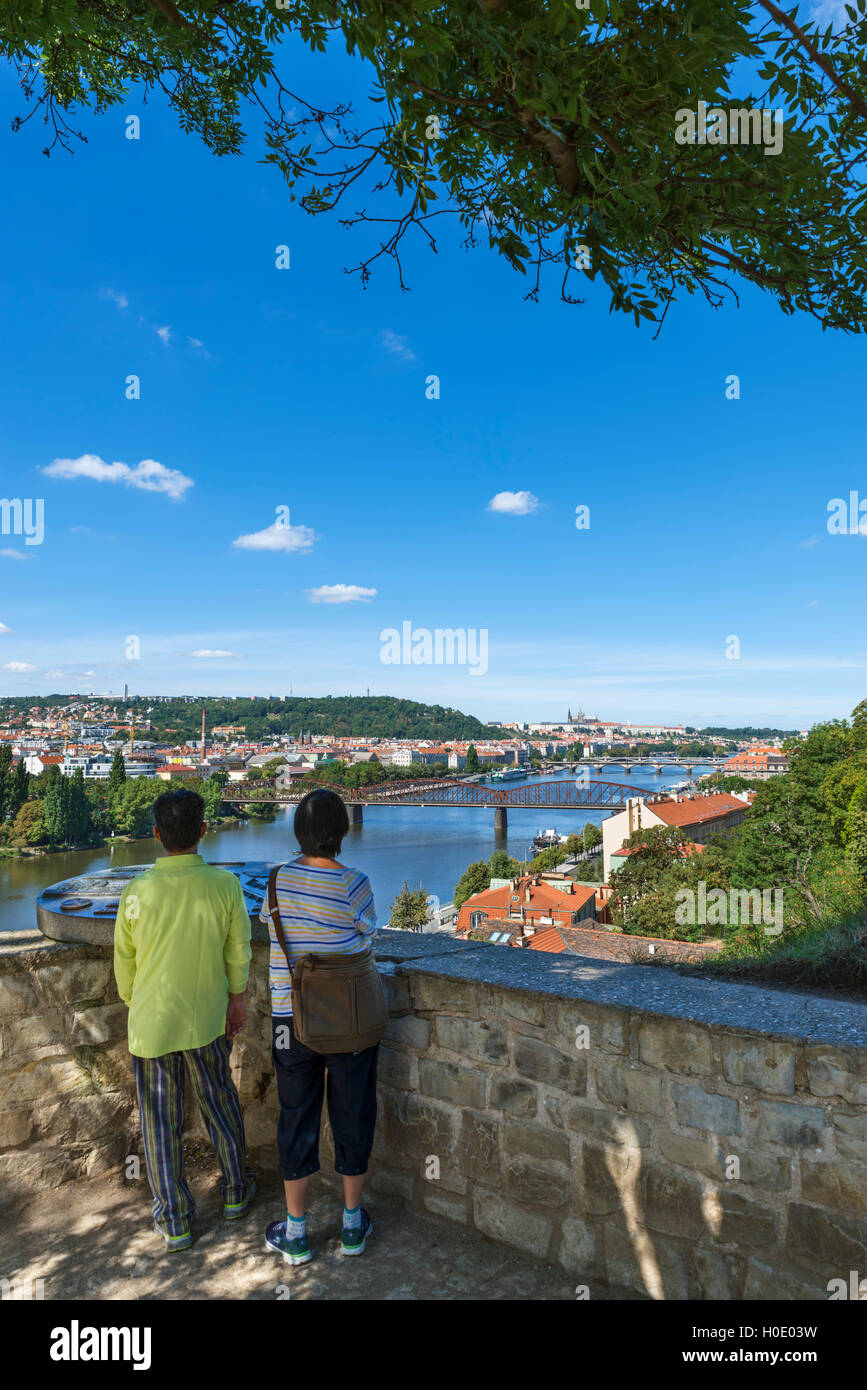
[114,854,251,1058]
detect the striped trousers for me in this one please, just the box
[131,1034,252,1240]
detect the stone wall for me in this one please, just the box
[2,931,866,1299]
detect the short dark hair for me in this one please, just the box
[153,790,205,851]
[293,788,349,859]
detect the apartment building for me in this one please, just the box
[602,793,750,876]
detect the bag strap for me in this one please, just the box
[267,864,292,972]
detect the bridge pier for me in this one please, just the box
[349,803,363,825]
[494,807,508,837]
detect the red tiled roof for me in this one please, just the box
[645,793,746,828]
[612,841,705,858]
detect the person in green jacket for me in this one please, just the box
[114,789,254,1250]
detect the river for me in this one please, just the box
[0,766,719,932]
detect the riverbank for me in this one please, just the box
[0,816,245,862]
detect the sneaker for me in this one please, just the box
[154,1221,192,1251]
[341,1208,373,1257]
[265,1219,312,1266]
[224,1176,257,1222]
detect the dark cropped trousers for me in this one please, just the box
[271,1016,379,1180]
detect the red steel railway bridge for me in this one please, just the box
[222,776,656,834]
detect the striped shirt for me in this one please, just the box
[258,859,377,1017]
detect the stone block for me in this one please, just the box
[756,1099,825,1148]
[377,1045,415,1092]
[0,1108,33,1148]
[0,1143,81,1196]
[800,1158,867,1215]
[671,1082,740,1135]
[436,1016,507,1064]
[489,1077,537,1117]
[558,1218,596,1277]
[423,1188,469,1224]
[383,1015,430,1049]
[83,1133,130,1177]
[583,1142,641,1216]
[502,1119,570,1166]
[499,992,546,1027]
[690,1247,746,1301]
[463,1111,501,1189]
[564,1102,650,1149]
[505,1158,572,1210]
[418,1058,486,1109]
[3,1012,66,1053]
[832,1109,867,1166]
[786,1203,867,1275]
[0,973,40,1019]
[805,1045,867,1106]
[382,974,411,1013]
[78,1040,136,1092]
[378,1093,463,1175]
[593,1059,663,1115]
[35,959,112,1005]
[2,1055,88,1106]
[716,1192,777,1249]
[513,1036,585,1093]
[70,1003,128,1046]
[34,1092,131,1145]
[743,1257,826,1301]
[472,1188,552,1258]
[637,1016,713,1076]
[658,1131,727,1180]
[721,1035,796,1095]
[640,1162,706,1241]
[555,999,629,1055]
[603,1223,692,1300]
[409,976,481,1014]
[369,1166,416,1201]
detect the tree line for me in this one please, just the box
[0,751,271,853]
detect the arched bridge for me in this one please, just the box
[223,777,656,833]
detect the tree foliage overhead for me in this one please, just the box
[4,0,867,329]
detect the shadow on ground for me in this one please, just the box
[3,1142,645,1301]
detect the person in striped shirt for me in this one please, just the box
[259,788,378,1265]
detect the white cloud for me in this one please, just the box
[233,521,316,553]
[487,490,541,515]
[0,549,26,560]
[808,600,820,607]
[0,622,10,633]
[306,584,377,604]
[808,0,851,30]
[43,453,193,501]
[381,329,415,362]
[4,661,36,673]
[100,287,128,311]
[801,537,819,548]
[155,325,172,346]
[190,649,243,659]
[188,337,210,359]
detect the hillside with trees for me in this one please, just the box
[142,696,510,744]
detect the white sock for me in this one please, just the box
[343,1204,362,1230]
[286,1212,306,1239]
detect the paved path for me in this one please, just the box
[4,1147,644,1301]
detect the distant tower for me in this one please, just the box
[124,682,128,700]
[567,708,573,723]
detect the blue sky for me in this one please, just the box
[0,20,865,729]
